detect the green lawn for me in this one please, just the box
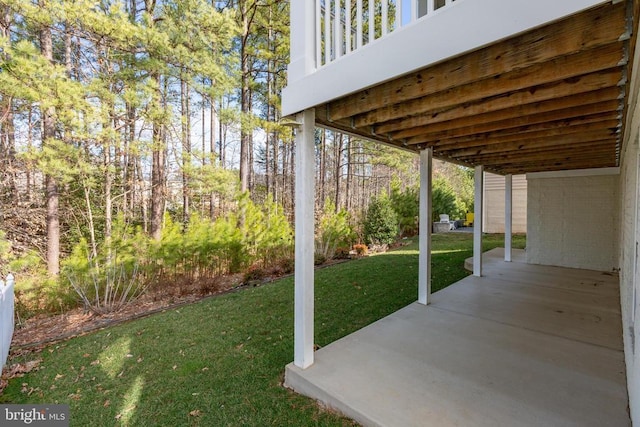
[1,233,525,426]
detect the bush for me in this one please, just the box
[363,194,398,246]
[243,265,266,283]
[315,200,356,259]
[390,182,419,237]
[353,243,368,256]
[314,253,327,265]
[0,230,71,321]
[433,177,465,221]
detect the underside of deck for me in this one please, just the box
[306,1,638,175]
[284,248,629,427]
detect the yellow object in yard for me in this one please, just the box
[465,212,474,227]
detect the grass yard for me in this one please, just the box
[1,233,525,426]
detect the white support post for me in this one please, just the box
[473,166,484,277]
[289,0,316,83]
[505,174,513,262]
[418,148,432,305]
[294,109,316,369]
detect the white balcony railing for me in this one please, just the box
[285,0,603,116]
[316,0,458,68]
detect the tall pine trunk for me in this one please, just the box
[40,8,60,275]
[150,73,165,240]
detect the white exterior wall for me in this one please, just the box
[526,169,619,272]
[619,21,640,424]
[483,173,527,234]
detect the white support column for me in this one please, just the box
[294,109,315,369]
[288,0,316,83]
[505,174,513,262]
[473,166,484,277]
[418,148,433,305]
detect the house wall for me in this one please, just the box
[619,23,640,423]
[526,169,619,272]
[482,173,527,233]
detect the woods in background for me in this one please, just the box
[0,0,473,318]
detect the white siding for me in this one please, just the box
[483,173,527,234]
[526,169,619,272]
[619,22,640,423]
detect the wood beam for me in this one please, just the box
[472,147,617,167]
[391,99,621,141]
[327,2,626,121]
[375,86,622,135]
[354,43,625,127]
[441,127,618,158]
[422,117,620,150]
[455,139,616,164]
[496,157,618,174]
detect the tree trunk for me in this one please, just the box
[334,132,342,212]
[150,74,165,240]
[40,8,60,275]
[181,76,190,224]
[346,135,352,211]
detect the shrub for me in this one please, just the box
[316,200,356,259]
[353,243,368,256]
[314,253,327,265]
[278,257,295,274]
[0,230,69,321]
[243,265,266,283]
[390,182,419,237]
[363,194,399,246]
[433,177,465,221]
[334,247,351,259]
[63,238,148,315]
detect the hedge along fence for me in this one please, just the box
[1,274,15,370]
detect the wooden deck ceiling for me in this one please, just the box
[315,1,637,175]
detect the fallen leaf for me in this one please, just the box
[172,365,177,370]
[90,360,100,366]
[189,410,202,417]
[115,413,122,420]
[54,373,64,380]
[137,357,143,363]
[103,400,110,408]
[201,367,209,371]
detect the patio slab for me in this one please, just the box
[285,248,629,427]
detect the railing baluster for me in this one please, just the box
[346,0,352,53]
[368,0,374,43]
[335,0,342,58]
[315,0,459,68]
[324,0,331,63]
[382,0,388,35]
[316,0,322,67]
[357,0,363,48]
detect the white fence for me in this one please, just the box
[316,0,458,67]
[1,274,15,370]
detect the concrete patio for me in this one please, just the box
[285,248,629,426]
